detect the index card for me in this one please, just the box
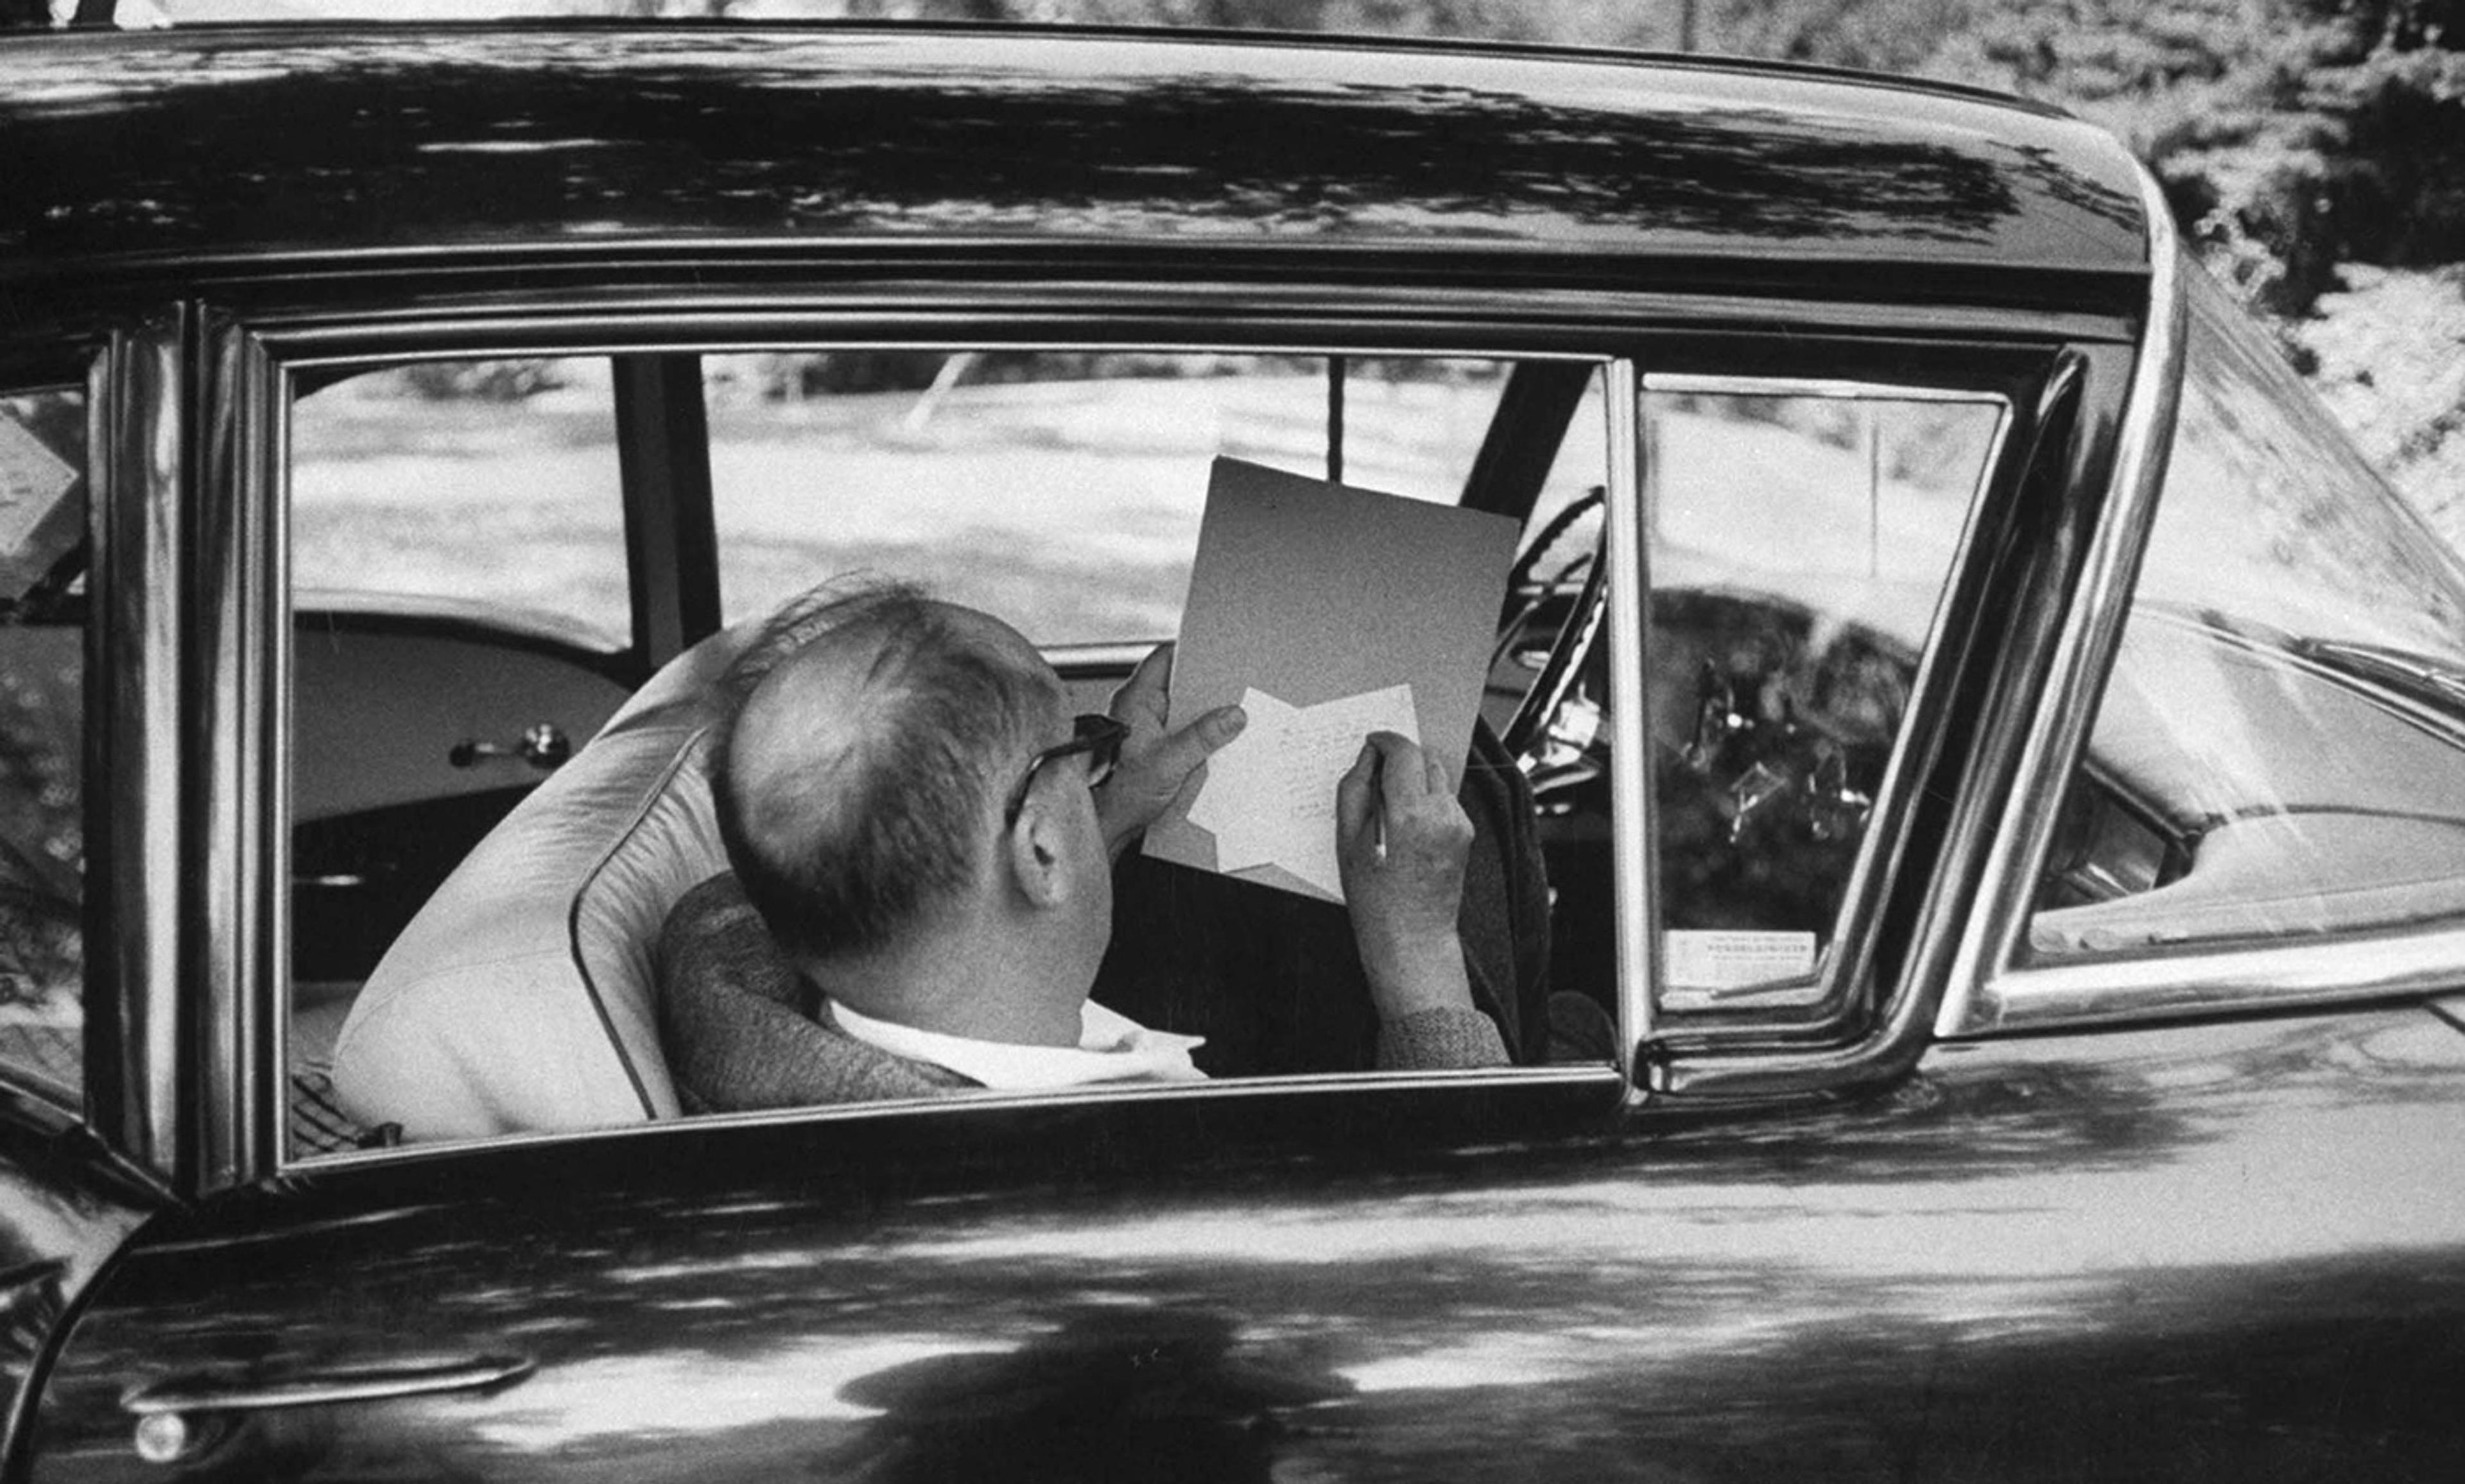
[1188,684,1421,901]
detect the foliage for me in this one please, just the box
[1923,1,2465,321]
[2295,263,2465,526]
[1911,2,2465,526]
[397,358,573,403]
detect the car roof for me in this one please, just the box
[1,23,2149,298]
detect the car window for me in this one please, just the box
[290,343,1614,1162]
[291,358,630,651]
[1640,381,2007,1011]
[0,384,87,1107]
[705,353,1510,645]
[2027,268,2465,959]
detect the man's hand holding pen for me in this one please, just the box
[1336,730,1477,1020]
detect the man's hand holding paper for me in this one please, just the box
[1185,683,1421,901]
[1141,455,1520,909]
[1097,642,1247,861]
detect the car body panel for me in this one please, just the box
[292,621,628,826]
[28,1007,2465,1482]
[0,1117,154,1468]
[1,28,2143,297]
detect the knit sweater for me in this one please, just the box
[654,872,1506,1113]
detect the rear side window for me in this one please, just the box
[2027,269,2465,958]
[0,385,86,1105]
[291,358,629,651]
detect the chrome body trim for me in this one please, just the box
[1940,162,2191,1039]
[88,313,185,1181]
[123,1354,537,1415]
[194,313,254,1190]
[1602,358,1654,1089]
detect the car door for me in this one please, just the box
[28,298,2465,1483]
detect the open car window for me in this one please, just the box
[2027,268,2465,960]
[284,344,1618,1162]
[291,358,630,653]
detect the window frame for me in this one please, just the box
[1629,336,2117,1102]
[1634,372,2016,1035]
[159,286,2147,1189]
[241,313,1638,1181]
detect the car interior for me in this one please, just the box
[0,345,2025,1159]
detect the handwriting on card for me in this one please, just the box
[1186,684,1420,901]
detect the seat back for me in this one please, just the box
[332,626,752,1141]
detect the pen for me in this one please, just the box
[1371,745,1388,863]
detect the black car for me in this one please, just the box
[1,17,2462,1482]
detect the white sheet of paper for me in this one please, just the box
[1185,683,1420,901]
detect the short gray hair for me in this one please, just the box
[711,579,1051,962]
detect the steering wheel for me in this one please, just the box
[1497,487,1608,762]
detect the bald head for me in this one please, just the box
[713,582,1062,965]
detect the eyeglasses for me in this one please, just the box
[1003,712,1129,827]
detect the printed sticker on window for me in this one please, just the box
[1664,930,1817,991]
[0,413,77,562]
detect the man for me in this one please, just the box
[660,580,1507,1108]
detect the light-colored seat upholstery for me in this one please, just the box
[333,625,755,1141]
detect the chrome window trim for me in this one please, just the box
[1960,926,2465,1032]
[1636,374,2015,1061]
[202,318,283,1184]
[89,313,186,1182]
[259,322,1630,1176]
[1604,358,1654,1091]
[218,285,2140,356]
[1937,162,2196,1039]
[260,327,1613,369]
[1641,375,2017,405]
[293,1062,1631,1177]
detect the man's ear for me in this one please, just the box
[1003,797,1077,911]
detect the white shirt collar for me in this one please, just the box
[829,999,1208,1091]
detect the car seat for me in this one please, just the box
[331,623,754,1141]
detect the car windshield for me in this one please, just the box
[2028,266,2465,958]
[2141,270,2465,661]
